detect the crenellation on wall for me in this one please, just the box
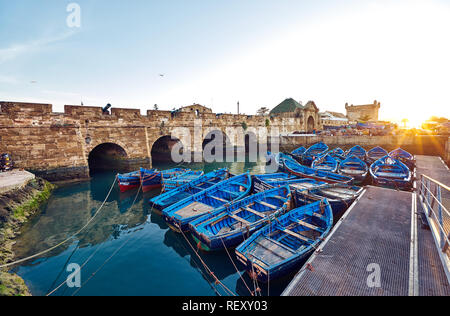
[111,108,141,118]
[0,102,53,115]
[64,105,104,118]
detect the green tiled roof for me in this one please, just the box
[270,98,304,114]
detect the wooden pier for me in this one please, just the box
[282,155,450,296]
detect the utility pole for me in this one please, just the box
[237,101,240,115]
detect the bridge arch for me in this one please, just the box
[202,129,233,161]
[150,135,184,165]
[88,142,128,175]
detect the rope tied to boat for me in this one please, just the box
[46,177,143,296]
[0,175,119,269]
[179,228,236,296]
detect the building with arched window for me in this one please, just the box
[270,98,322,132]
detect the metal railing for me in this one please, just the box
[417,174,450,283]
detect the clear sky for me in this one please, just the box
[0,0,449,124]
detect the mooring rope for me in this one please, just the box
[179,229,236,296]
[71,236,133,296]
[219,236,254,296]
[48,179,143,296]
[0,175,118,269]
[46,241,105,296]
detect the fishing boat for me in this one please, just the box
[338,155,369,184]
[331,148,345,156]
[188,186,292,251]
[311,154,339,172]
[346,145,367,160]
[150,169,230,211]
[366,146,388,164]
[329,148,346,165]
[162,173,252,232]
[370,155,412,190]
[303,142,329,166]
[389,148,416,170]
[140,167,188,192]
[294,184,363,218]
[291,146,306,156]
[118,170,144,193]
[162,170,204,192]
[235,200,333,282]
[291,147,307,163]
[283,157,353,184]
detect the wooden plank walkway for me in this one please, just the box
[282,155,450,296]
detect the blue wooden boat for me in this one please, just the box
[140,167,188,192]
[303,142,329,166]
[367,146,388,164]
[189,186,292,251]
[332,148,345,156]
[150,169,230,211]
[252,173,298,192]
[329,148,346,165]
[291,146,306,156]
[389,148,416,170]
[162,173,252,232]
[311,154,339,172]
[282,157,353,185]
[291,147,307,163]
[346,145,367,160]
[338,155,369,184]
[162,170,204,192]
[118,170,144,193]
[370,155,412,190]
[294,184,363,218]
[235,200,333,282]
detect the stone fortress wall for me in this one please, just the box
[0,101,318,181]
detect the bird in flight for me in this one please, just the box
[159,74,165,77]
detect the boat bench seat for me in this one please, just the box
[229,214,251,226]
[293,219,323,232]
[258,201,278,210]
[312,212,325,220]
[210,195,229,203]
[218,188,239,196]
[244,207,266,218]
[281,228,314,243]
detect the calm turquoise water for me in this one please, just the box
[10,159,296,296]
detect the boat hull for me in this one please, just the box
[235,248,313,283]
[118,172,141,193]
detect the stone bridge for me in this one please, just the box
[0,102,320,181]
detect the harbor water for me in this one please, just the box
[9,159,298,296]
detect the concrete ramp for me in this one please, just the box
[0,170,35,194]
